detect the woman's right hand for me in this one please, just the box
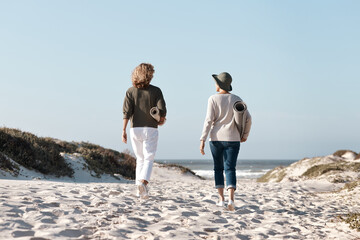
[200,140,205,155]
[122,130,127,144]
[122,119,129,144]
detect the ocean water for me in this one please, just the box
[156,159,297,179]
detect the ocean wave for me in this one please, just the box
[194,169,270,179]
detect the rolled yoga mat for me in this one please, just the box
[150,107,161,122]
[233,101,247,139]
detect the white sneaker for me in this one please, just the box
[216,201,225,207]
[138,184,149,199]
[227,200,235,211]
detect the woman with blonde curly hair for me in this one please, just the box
[122,63,167,199]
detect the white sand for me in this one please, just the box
[1,164,360,239]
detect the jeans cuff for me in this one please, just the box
[215,185,224,189]
[226,185,236,191]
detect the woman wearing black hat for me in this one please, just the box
[200,72,252,211]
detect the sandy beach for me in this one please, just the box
[1,163,359,240]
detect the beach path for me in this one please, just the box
[0,165,359,239]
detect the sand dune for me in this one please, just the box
[0,163,359,239]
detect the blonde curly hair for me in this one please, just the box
[131,63,155,89]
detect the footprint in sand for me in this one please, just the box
[51,209,64,217]
[181,211,199,217]
[147,213,161,218]
[251,218,262,223]
[203,227,219,232]
[7,208,24,218]
[80,200,91,206]
[25,207,37,212]
[236,208,252,214]
[39,211,57,218]
[210,217,228,224]
[37,202,60,208]
[80,194,91,200]
[58,229,83,238]
[69,189,80,194]
[40,218,56,224]
[160,226,176,232]
[12,219,33,229]
[188,202,202,208]
[11,230,35,238]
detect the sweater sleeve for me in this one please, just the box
[123,90,134,119]
[242,110,252,139]
[200,97,215,141]
[156,89,167,117]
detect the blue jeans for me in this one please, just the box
[209,141,240,190]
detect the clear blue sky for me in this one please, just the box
[1,1,359,160]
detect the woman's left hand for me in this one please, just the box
[158,117,166,126]
[200,140,205,155]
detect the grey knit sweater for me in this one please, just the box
[200,93,252,142]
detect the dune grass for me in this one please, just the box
[158,163,205,180]
[0,127,136,179]
[341,180,360,192]
[333,150,358,157]
[75,143,136,179]
[257,166,286,183]
[302,162,360,179]
[0,152,19,175]
[338,213,360,231]
[0,128,74,177]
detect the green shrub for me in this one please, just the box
[0,127,137,180]
[77,143,136,179]
[0,128,73,177]
[339,213,360,231]
[0,152,19,175]
[50,139,78,153]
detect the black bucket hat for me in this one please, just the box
[212,72,232,92]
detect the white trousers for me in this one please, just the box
[130,127,159,186]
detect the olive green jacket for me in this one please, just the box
[123,85,167,128]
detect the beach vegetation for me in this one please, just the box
[341,180,360,192]
[338,213,360,231]
[0,152,19,175]
[158,163,205,180]
[333,150,358,157]
[0,127,136,179]
[76,144,136,179]
[257,166,286,182]
[0,128,74,177]
[302,162,360,180]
